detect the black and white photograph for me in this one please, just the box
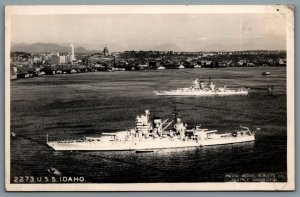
[5,5,295,191]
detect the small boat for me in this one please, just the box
[47,167,61,176]
[262,71,271,75]
[47,109,258,151]
[157,66,166,70]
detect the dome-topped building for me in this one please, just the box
[103,47,109,57]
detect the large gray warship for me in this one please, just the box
[154,78,249,96]
[47,109,258,151]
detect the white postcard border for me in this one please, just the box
[5,5,295,191]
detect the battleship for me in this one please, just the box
[153,78,249,96]
[47,109,258,151]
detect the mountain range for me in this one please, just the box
[11,43,99,53]
[11,42,187,53]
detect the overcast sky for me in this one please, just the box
[11,14,286,52]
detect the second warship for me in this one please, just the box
[153,78,249,96]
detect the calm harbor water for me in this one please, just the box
[10,67,287,183]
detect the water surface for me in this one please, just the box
[10,67,287,183]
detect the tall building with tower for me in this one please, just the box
[70,44,75,61]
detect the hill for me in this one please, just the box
[11,42,97,53]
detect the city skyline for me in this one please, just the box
[11,14,286,52]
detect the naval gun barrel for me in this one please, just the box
[162,121,173,131]
[161,119,169,126]
[204,130,218,134]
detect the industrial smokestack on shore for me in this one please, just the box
[70,44,74,61]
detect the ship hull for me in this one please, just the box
[47,135,255,151]
[154,90,248,96]
[200,135,255,146]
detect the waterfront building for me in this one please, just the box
[59,55,67,64]
[49,53,60,65]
